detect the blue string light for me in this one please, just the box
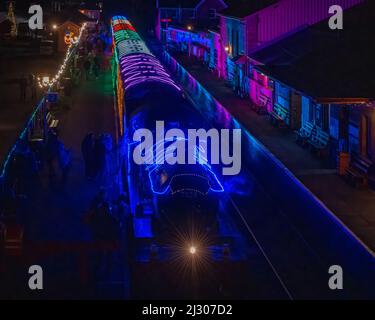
[0,97,46,179]
[129,137,224,195]
[1,23,86,181]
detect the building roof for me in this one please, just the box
[159,0,202,8]
[220,0,279,19]
[250,1,375,101]
[46,9,95,26]
[79,0,101,11]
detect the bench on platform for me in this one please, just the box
[3,223,24,257]
[295,121,315,146]
[269,103,289,128]
[46,112,59,128]
[345,153,373,188]
[307,126,330,156]
[252,94,269,115]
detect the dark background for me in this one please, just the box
[1,0,158,33]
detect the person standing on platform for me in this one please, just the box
[28,74,37,101]
[94,135,107,179]
[81,133,95,179]
[83,58,91,81]
[57,141,71,189]
[93,54,101,80]
[45,130,60,183]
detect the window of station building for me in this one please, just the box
[301,96,311,125]
[231,29,235,56]
[360,115,372,158]
[308,102,314,123]
[164,9,178,19]
[314,104,329,131]
[249,64,254,77]
[209,9,217,19]
[257,72,269,87]
[275,82,290,110]
[235,30,239,56]
[182,9,196,19]
[349,122,360,154]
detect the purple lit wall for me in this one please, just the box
[208,31,224,78]
[155,6,161,41]
[218,0,364,108]
[195,0,228,21]
[219,0,364,72]
[167,27,211,61]
[245,0,364,52]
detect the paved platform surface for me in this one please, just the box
[0,56,60,166]
[0,54,130,299]
[172,53,375,252]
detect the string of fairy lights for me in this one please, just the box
[37,23,87,88]
[0,23,87,180]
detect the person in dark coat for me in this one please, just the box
[45,130,66,188]
[93,55,101,79]
[86,40,93,53]
[83,59,91,80]
[28,74,37,101]
[94,136,107,178]
[81,133,95,179]
[57,141,71,188]
[88,201,120,275]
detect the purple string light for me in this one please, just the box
[112,19,180,92]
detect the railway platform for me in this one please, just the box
[167,52,375,253]
[0,51,129,299]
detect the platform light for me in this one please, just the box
[42,76,50,86]
[52,24,57,30]
[189,246,197,255]
[187,25,193,31]
[225,46,230,52]
[38,23,87,88]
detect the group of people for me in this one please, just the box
[84,189,131,274]
[78,26,109,81]
[62,24,110,89]
[6,129,72,192]
[83,52,102,80]
[0,23,118,245]
[0,128,71,239]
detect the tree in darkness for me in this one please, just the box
[7,1,18,37]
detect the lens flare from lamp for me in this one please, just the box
[189,246,197,255]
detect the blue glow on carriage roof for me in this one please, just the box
[112,15,128,21]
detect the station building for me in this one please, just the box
[249,2,375,178]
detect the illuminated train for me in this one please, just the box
[111,16,225,250]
